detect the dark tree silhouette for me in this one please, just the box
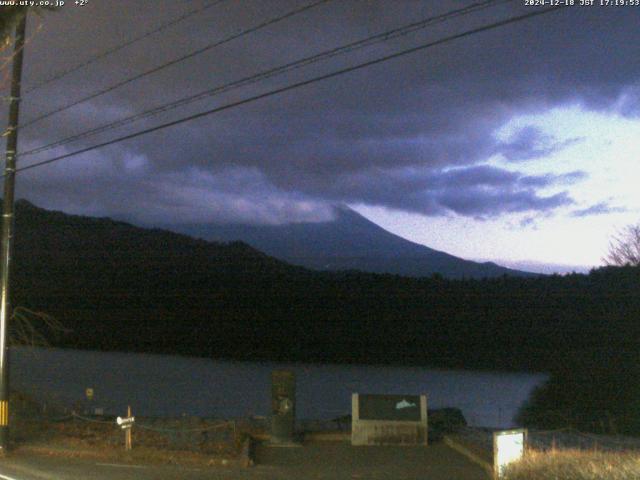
[0,7,27,46]
[10,307,69,347]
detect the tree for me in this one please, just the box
[10,307,69,347]
[605,223,640,267]
[0,7,28,47]
[1,6,54,49]
[0,7,53,90]
[1,8,63,348]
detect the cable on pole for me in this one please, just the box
[13,6,567,176]
[18,0,511,158]
[18,0,332,130]
[22,0,229,95]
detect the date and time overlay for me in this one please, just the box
[1,0,640,9]
[525,0,639,6]
[0,0,86,7]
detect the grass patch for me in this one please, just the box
[10,417,253,467]
[4,390,262,467]
[503,449,640,480]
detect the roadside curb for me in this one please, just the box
[16,444,109,460]
[303,431,349,442]
[14,444,248,469]
[443,435,492,477]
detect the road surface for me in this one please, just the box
[0,442,488,479]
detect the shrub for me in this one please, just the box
[503,449,640,480]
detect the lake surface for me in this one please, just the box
[10,347,547,428]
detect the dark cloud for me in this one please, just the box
[289,164,579,219]
[2,1,637,224]
[570,202,628,218]
[496,126,583,162]
[519,170,588,188]
[436,189,573,219]
[519,216,538,229]
[17,156,335,225]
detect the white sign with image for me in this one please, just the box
[493,429,526,478]
[116,416,135,429]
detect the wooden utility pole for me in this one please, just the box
[125,405,132,451]
[0,11,27,453]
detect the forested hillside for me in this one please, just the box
[9,201,639,375]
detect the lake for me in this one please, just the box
[9,346,547,428]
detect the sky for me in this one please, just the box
[1,0,639,274]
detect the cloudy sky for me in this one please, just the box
[1,0,639,273]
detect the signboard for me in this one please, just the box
[119,406,134,451]
[358,394,422,421]
[351,393,427,446]
[493,429,527,478]
[116,416,135,430]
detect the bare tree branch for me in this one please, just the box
[9,307,70,347]
[605,224,640,267]
[0,6,52,45]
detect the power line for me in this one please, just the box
[18,0,332,130]
[22,0,229,95]
[19,0,511,158]
[13,6,566,176]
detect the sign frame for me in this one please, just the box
[351,393,428,446]
[493,428,527,478]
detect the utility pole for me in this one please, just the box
[0,12,27,453]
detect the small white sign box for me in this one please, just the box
[493,428,527,478]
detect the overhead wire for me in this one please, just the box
[13,5,567,176]
[22,0,229,95]
[18,0,332,130]
[19,0,512,158]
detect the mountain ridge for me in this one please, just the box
[2,198,638,377]
[163,205,536,279]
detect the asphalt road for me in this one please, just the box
[0,442,488,479]
[254,441,489,480]
[0,455,222,480]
